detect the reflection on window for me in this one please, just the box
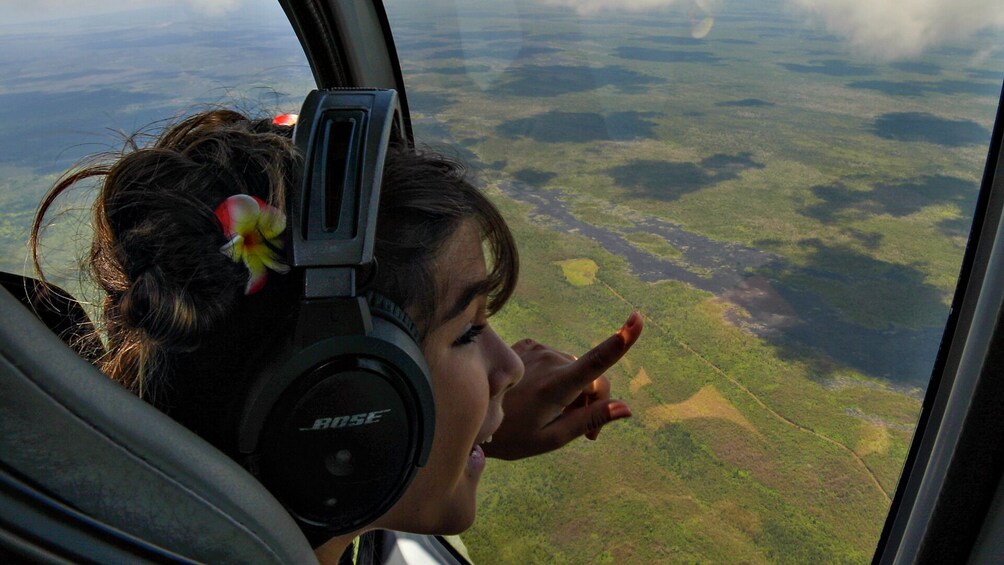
[386,0,1001,561]
[0,1,312,302]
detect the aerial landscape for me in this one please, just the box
[2,0,1002,562]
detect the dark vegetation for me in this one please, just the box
[494,64,662,96]
[511,168,556,186]
[848,79,1000,97]
[803,175,979,221]
[497,111,661,142]
[767,240,949,382]
[614,46,723,64]
[406,91,455,114]
[513,45,560,58]
[781,59,875,76]
[607,154,765,200]
[872,112,991,146]
[889,61,941,75]
[424,64,492,74]
[969,69,1003,81]
[716,98,775,107]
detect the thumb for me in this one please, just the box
[547,400,632,446]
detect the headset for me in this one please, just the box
[236,89,435,539]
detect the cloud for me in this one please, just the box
[539,0,681,13]
[536,0,1003,59]
[788,0,1004,59]
[539,0,722,16]
[183,0,242,16]
[539,0,721,38]
[5,0,243,22]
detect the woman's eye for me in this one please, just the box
[453,324,486,347]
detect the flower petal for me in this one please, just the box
[260,249,291,274]
[257,205,287,240]
[221,194,262,237]
[220,234,244,261]
[246,268,268,295]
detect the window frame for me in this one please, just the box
[873,81,1004,563]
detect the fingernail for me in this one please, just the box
[626,311,640,328]
[608,402,632,420]
[617,312,639,345]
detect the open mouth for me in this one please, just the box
[468,412,502,473]
[473,407,503,451]
[469,431,494,459]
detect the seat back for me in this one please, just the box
[0,275,316,563]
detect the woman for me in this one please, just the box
[31,109,642,562]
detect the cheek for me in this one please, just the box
[430,351,490,434]
[420,351,492,494]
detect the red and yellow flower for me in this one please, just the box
[215,194,290,295]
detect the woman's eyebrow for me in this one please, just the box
[442,278,493,323]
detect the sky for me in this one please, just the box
[5,0,1004,61]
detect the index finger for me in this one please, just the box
[554,311,642,393]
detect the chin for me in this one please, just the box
[417,498,477,536]
[436,504,477,535]
[381,491,478,536]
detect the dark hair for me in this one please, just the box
[31,109,518,452]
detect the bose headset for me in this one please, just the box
[236,89,436,539]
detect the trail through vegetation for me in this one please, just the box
[597,276,893,504]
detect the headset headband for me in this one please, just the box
[293,89,403,292]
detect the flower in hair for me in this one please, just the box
[272,113,298,126]
[215,194,290,295]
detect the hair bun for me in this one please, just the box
[120,266,199,350]
[115,203,247,351]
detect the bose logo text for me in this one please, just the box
[299,409,392,431]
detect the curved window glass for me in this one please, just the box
[385,0,1002,562]
[0,2,312,302]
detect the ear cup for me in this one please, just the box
[365,290,420,342]
[244,294,435,536]
[256,354,418,532]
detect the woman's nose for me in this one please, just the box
[486,327,524,397]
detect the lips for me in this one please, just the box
[468,443,487,474]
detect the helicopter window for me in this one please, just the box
[0,1,312,304]
[3,0,1003,562]
[384,0,1003,562]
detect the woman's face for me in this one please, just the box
[377,219,524,534]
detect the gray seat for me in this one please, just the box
[0,280,317,563]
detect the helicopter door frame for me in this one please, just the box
[278,0,414,142]
[874,81,1004,564]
